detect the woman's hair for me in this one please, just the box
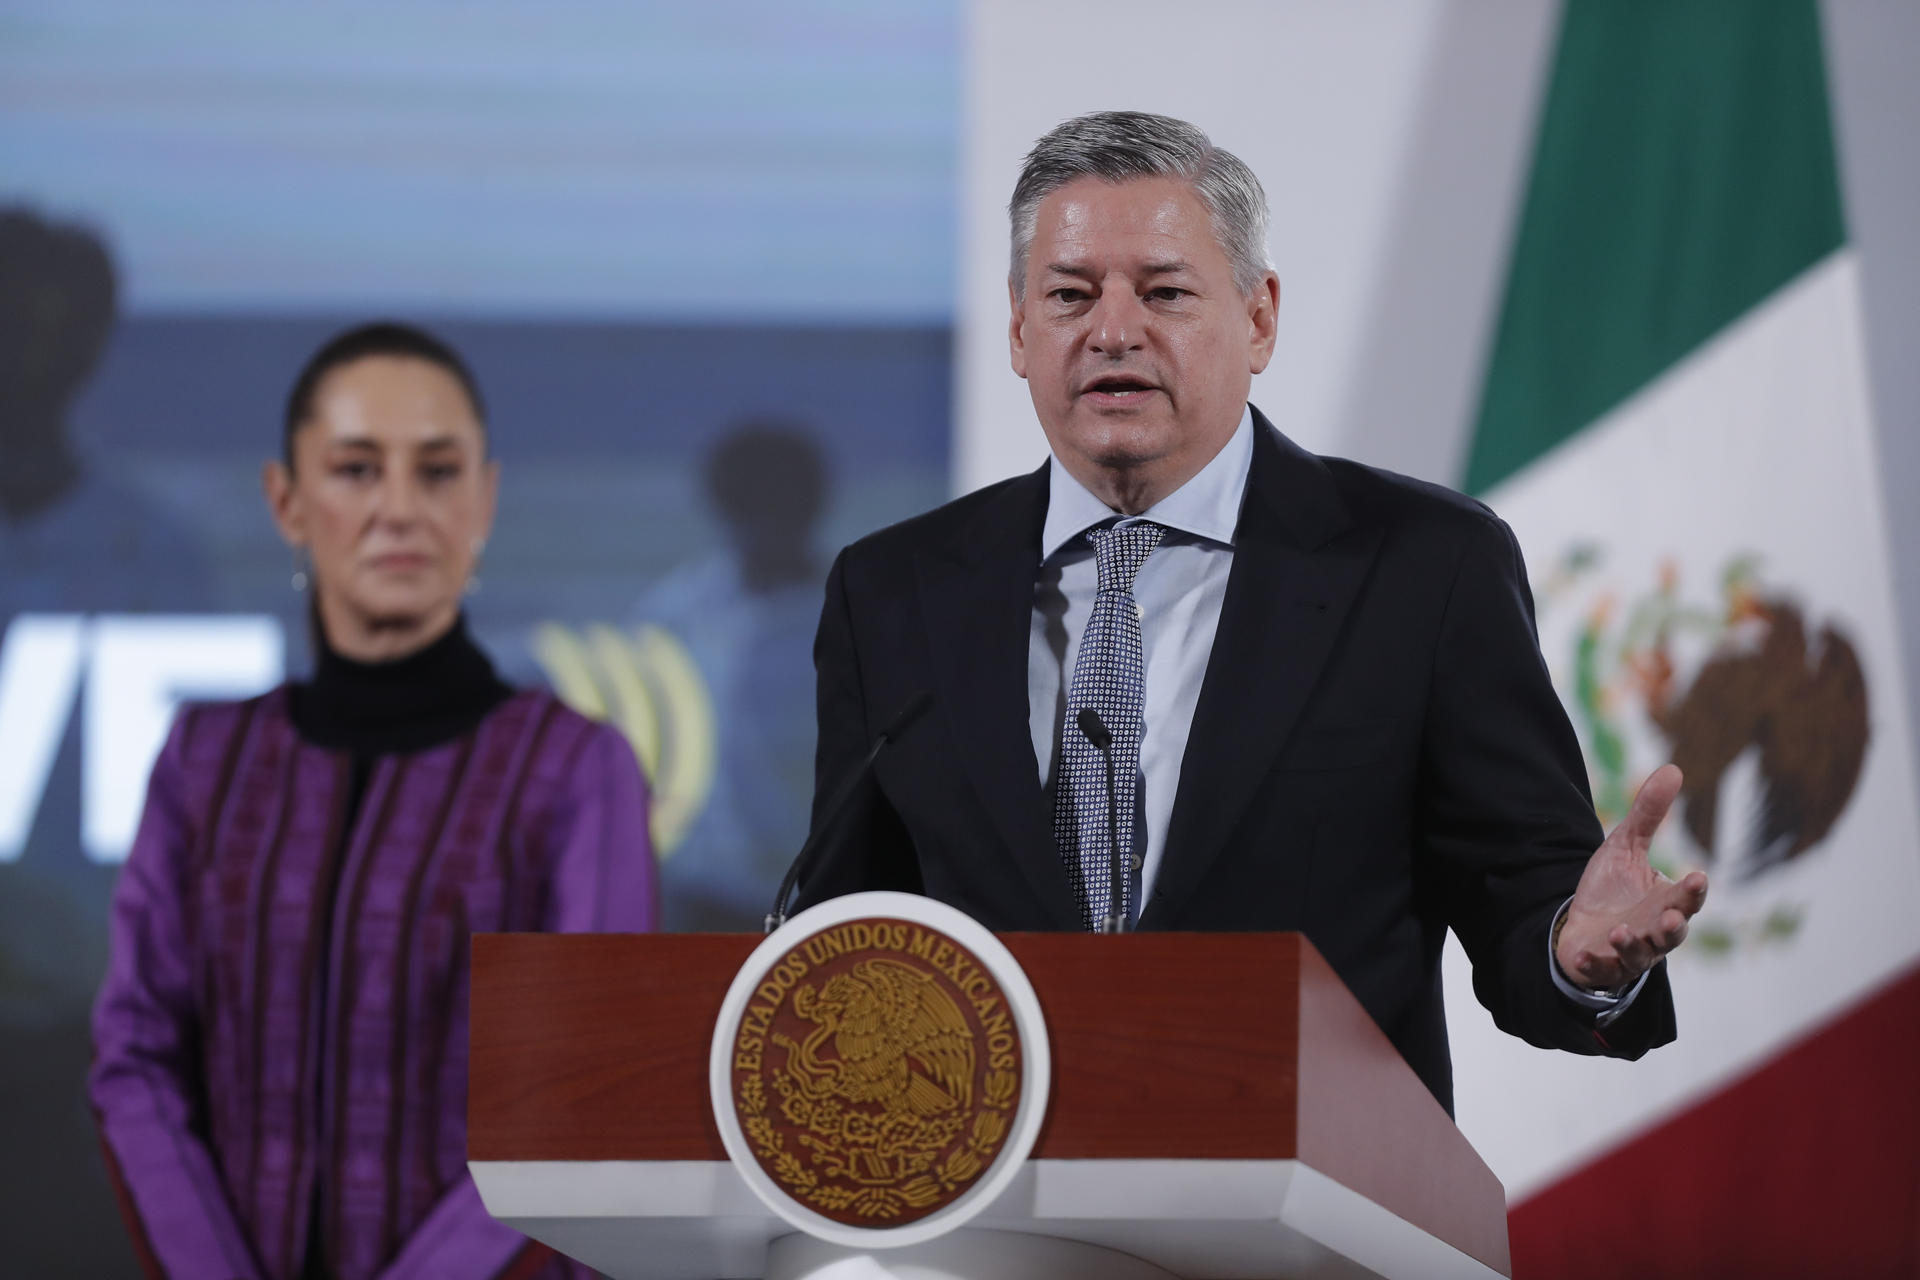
[282,321,487,467]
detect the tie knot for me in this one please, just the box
[1086,520,1164,595]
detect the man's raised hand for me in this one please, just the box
[1556,764,1710,990]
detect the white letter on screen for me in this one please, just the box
[83,616,285,863]
[0,615,88,862]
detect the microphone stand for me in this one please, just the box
[1076,707,1129,933]
[765,690,932,932]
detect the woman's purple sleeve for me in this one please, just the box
[542,722,660,933]
[89,715,265,1280]
[377,721,658,1280]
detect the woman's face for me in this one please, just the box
[265,355,497,647]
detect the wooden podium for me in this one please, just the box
[469,931,1510,1279]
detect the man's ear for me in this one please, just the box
[262,458,304,548]
[1008,278,1029,380]
[1247,270,1281,376]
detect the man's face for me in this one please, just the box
[1010,175,1277,502]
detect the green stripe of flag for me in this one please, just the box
[1465,0,1846,495]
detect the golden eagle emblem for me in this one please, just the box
[729,919,1023,1225]
[778,958,976,1117]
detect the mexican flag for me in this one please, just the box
[1440,2,1920,1273]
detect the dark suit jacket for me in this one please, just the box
[797,407,1675,1113]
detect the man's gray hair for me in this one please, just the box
[1009,110,1273,298]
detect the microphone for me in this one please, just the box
[1076,706,1130,934]
[766,690,933,932]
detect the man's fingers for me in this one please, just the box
[1563,859,1709,987]
[1571,948,1620,986]
[1641,871,1707,925]
[1575,944,1634,988]
[1642,906,1691,953]
[1618,763,1684,848]
[1591,907,1692,984]
[1609,924,1655,974]
[1658,908,1690,951]
[1675,869,1710,914]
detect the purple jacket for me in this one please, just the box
[91,687,658,1280]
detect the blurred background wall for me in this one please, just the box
[5,0,1919,1275]
[1,3,957,1272]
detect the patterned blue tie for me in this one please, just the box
[1052,519,1165,929]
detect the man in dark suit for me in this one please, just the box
[797,111,1708,1113]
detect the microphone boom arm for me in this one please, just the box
[766,690,932,931]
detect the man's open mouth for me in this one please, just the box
[1083,376,1158,399]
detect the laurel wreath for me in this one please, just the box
[739,1072,818,1194]
[934,1069,1016,1189]
[737,1062,1021,1218]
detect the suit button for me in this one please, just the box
[1129,853,1144,873]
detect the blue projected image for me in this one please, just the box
[0,0,956,320]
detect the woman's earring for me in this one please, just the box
[465,538,485,597]
[290,545,313,592]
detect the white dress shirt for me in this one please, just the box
[1024,404,1644,1016]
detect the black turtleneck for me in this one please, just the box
[288,612,512,757]
[287,613,510,1280]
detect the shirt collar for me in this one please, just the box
[1040,404,1255,561]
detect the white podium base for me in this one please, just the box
[473,1156,1507,1278]
[767,1229,1179,1280]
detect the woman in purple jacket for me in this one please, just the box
[90,323,657,1280]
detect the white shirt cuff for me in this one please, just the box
[1548,896,1652,1027]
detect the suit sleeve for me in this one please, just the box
[793,547,921,911]
[378,723,651,1280]
[89,713,266,1280]
[1418,513,1675,1058]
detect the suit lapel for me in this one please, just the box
[1141,413,1383,930]
[915,463,1081,928]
